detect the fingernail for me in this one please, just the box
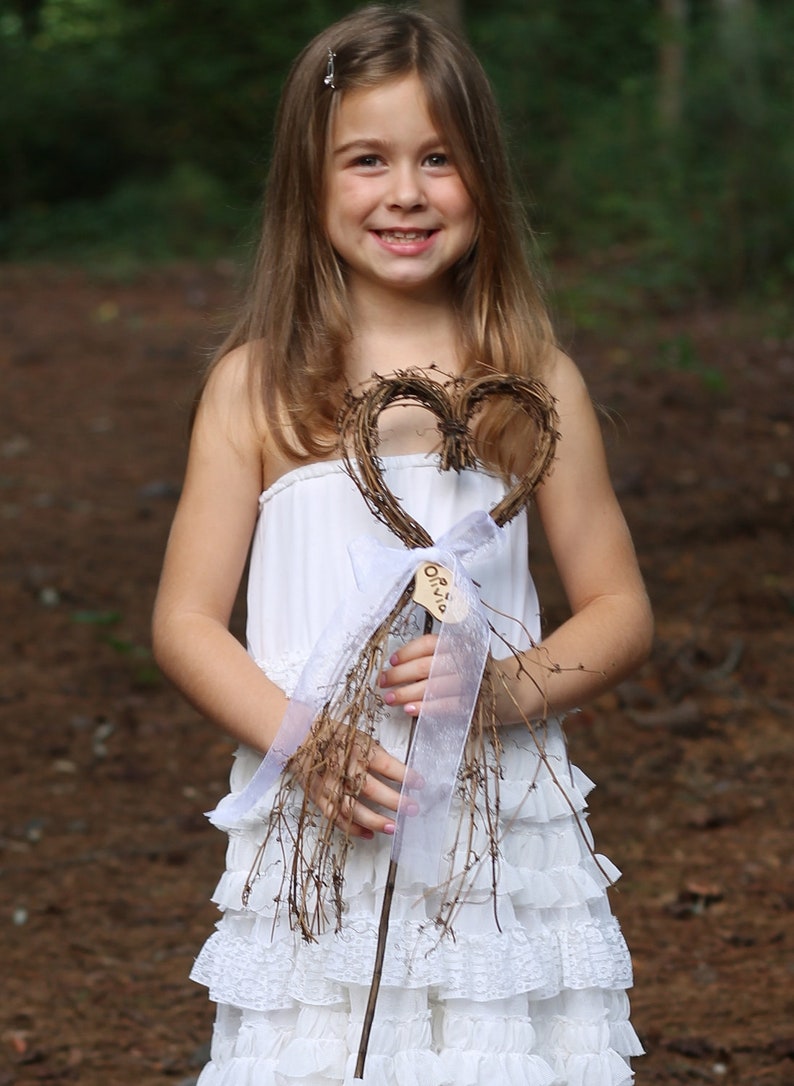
[390,653,399,665]
[361,829,374,840]
[404,703,417,715]
[384,692,396,705]
[404,802,419,817]
[382,823,395,835]
[378,672,387,687]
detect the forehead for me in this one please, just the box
[329,73,444,149]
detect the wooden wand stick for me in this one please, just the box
[353,607,434,1080]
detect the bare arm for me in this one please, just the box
[151,348,287,747]
[152,348,406,836]
[508,349,653,719]
[381,350,654,721]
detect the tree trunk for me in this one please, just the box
[8,0,45,37]
[657,0,687,132]
[714,0,758,72]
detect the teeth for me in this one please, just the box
[379,230,430,242]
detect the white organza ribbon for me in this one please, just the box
[207,509,504,886]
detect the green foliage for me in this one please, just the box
[70,606,161,686]
[3,163,251,259]
[1,0,792,299]
[71,609,123,625]
[0,0,350,258]
[469,0,794,302]
[655,334,727,394]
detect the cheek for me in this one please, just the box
[330,176,370,216]
[448,181,476,226]
[456,194,478,247]
[323,183,351,249]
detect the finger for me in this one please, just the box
[340,809,380,839]
[382,679,426,709]
[362,749,422,803]
[318,767,422,837]
[352,776,421,832]
[300,735,412,838]
[367,744,408,785]
[324,788,399,838]
[316,788,378,839]
[381,649,457,691]
[358,773,403,813]
[383,670,465,713]
[387,634,438,666]
[380,657,431,689]
[348,798,398,836]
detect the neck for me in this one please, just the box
[344,280,463,387]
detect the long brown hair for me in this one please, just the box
[205,4,555,474]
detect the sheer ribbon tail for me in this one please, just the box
[394,563,491,886]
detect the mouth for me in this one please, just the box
[375,229,435,243]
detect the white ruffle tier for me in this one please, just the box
[195,988,640,1086]
[192,719,642,1084]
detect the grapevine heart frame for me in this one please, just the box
[240,369,592,1078]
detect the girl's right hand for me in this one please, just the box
[291,729,415,840]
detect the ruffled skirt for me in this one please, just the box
[191,718,642,1085]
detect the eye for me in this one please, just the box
[353,154,382,169]
[424,152,450,168]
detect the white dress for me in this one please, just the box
[191,454,643,1085]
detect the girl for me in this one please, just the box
[153,6,653,1084]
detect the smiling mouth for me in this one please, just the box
[376,229,435,243]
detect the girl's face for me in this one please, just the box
[324,73,477,303]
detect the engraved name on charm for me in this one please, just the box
[412,561,468,623]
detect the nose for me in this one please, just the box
[387,163,427,211]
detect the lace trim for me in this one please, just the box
[254,653,306,698]
[190,914,633,1011]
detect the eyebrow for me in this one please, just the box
[332,136,446,158]
[332,138,388,158]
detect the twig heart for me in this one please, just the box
[338,370,559,547]
[337,369,559,1080]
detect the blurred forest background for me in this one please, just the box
[1,0,792,304]
[2,4,794,1083]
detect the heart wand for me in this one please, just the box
[339,371,558,1080]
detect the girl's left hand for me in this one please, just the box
[380,633,460,715]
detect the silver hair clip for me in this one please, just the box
[324,49,336,89]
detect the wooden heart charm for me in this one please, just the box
[338,370,559,549]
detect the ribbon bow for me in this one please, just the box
[207,509,504,885]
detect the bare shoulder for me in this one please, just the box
[153,344,265,635]
[199,342,258,420]
[193,343,269,458]
[534,345,612,509]
[539,346,591,410]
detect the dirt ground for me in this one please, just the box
[1,263,792,1085]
